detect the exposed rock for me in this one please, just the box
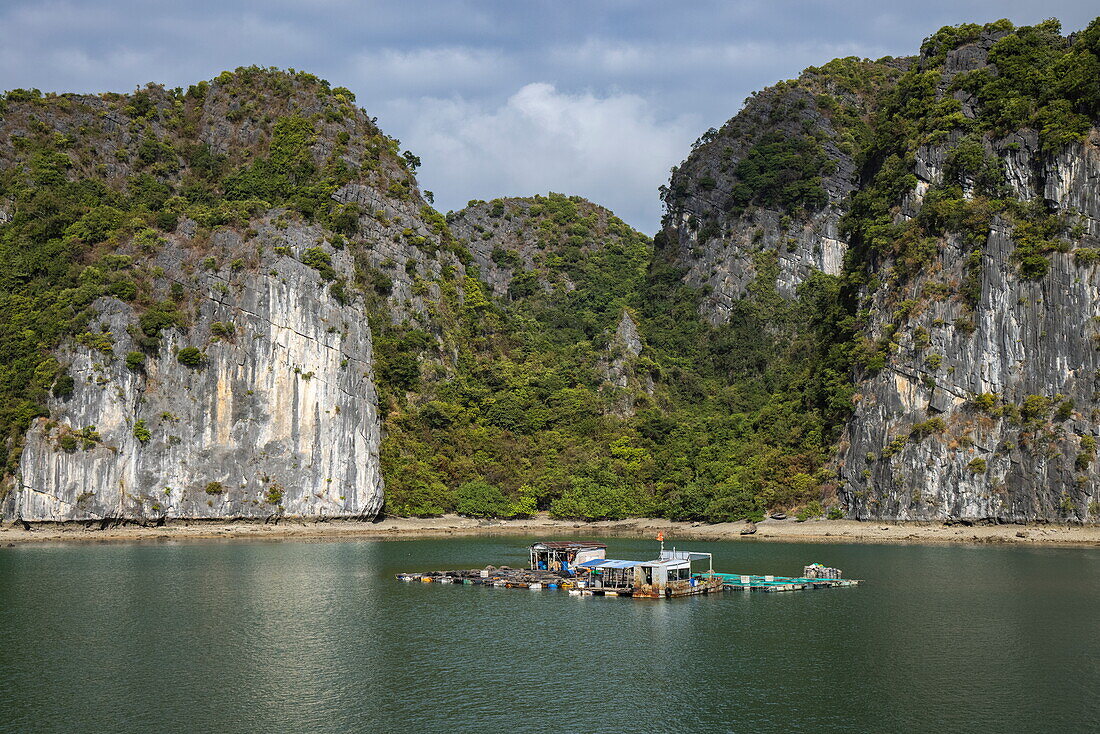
[599,310,652,416]
[660,73,887,322]
[839,136,1100,522]
[0,69,457,523]
[5,218,384,522]
[614,310,644,359]
[663,21,1100,522]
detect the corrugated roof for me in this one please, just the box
[577,559,608,568]
[530,541,607,549]
[588,559,641,569]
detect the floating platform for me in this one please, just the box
[703,572,860,592]
[396,568,860,595]
[397,567,572,590]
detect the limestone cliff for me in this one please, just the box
[0,68,459,522]
[660,57,905,321]
[4,19,1099,526]
[662,19,1100,522]
[839,131,1100,522]
[10,220,382,522]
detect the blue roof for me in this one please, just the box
[577,559,607,568]
[584,559,640,569]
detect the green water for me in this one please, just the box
[0,536,1097,733]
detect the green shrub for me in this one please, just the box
[827,507,845,520]
[910,417,947,440]
[795,500,823,521]
[1074,247,1100,265]
[205,481,224,495]
[1059,492,1075,515]
[453,480,511,518]
[329,204,361,234]
[133,420,151,443]
[139,302,183,338]
[176,347,205,368]
[1020,394,1051,423]
[125,351,146,371]
[966,457,987,474]
[52,374,76,399]
[264,484,285,505]
[301,247,337,280]
[75,426,100,450]
[491,247,522,268]
[210,321,235,339]
[1055,400,1074,421]
[76,331,114,354]
[970,393,997,412]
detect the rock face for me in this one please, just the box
[0,68,452,523]
[5,219,384,522]
[3,23,1098,525]
[660,61,903,322]
[0,75,653,524]
[601,310,651,416]
[839,135,1100,521]
[663,21,1100,521]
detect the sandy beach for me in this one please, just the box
[1,514,1098,547]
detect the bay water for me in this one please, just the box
[1,536,1097,733]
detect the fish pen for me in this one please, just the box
[701,572,860,592]
[397,540,860,598]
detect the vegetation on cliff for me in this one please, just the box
[655,16,1100,521]
[0,66,414,477]
[3,16,1099,521]
[377,194,659,519]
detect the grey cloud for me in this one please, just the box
[1,0,1097,231]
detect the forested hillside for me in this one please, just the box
[2,16,1099,523]
[662,17,1100,522]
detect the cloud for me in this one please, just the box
[3,0,1099,232]
[350,46,508,100]
[552,38,889,79]
[394,83,698,232]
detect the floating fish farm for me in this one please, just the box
[396,541,860,598]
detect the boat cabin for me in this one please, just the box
[529,541,606,573]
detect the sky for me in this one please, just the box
[1,1,1097,233]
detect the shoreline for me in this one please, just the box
[1,515,1099,548]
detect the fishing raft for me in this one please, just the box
[396,540,860,598]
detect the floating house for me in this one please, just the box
[577,549,722,597]
[528,541,606,573]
